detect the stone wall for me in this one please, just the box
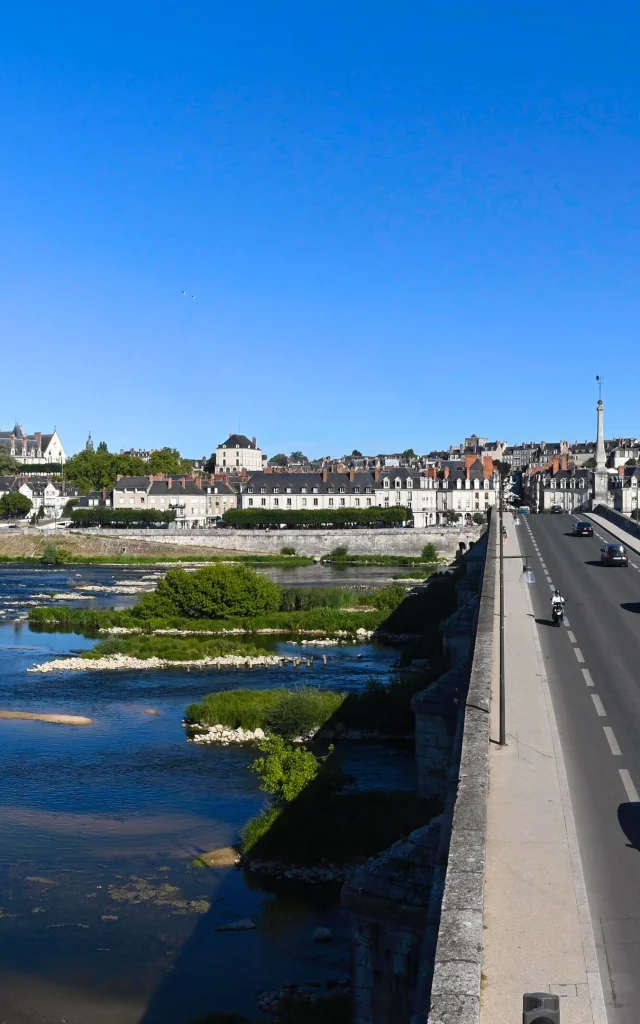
[341,522,493,1024]
[70,525,483,558]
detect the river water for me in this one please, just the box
[0,565,414,1024]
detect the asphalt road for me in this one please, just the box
[518,511,640,1023]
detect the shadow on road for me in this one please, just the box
[617,803,640,850]
[621,603,640,614]
[535,618,560,628]
[584,560,607,568]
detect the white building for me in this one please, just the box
[216,434,267,474]
[111,475,238,528]
[0,425,66,465]
[0,476,79,520]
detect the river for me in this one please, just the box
[0,565,414,1023]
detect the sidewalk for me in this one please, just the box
[586,511,640,557]
[480,528,606,1024]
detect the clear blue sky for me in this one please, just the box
[2,2,639,459]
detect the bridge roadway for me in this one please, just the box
[520,511,640,1024]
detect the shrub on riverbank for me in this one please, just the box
[242,789,441,866]
[137,564,282,620]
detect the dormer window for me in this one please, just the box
[260,487,266,493]
[273,487,279,494]
[301,487,307,494]
[395,478,401,489]
[247,487,253,493]
[339,486,345,493]
[383,479,390,488]
[236,444,240,449]
[407,478,413,488]
[327,486,334,493]
[312,487,318,494]
[365,487,372,494]
[353,486,360,493]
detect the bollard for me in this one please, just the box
[523,992,560,1024]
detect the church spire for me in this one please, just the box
[86,431,94,452]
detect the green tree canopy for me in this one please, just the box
[0,492,33,518]
[402,448,417,460]
[147,447,192,475]
[583,457,597,469]
[64,449,148,494]
[97,441,108,452]
[139,563,281,620]
[269,453,288,467]
[289,451,305,461]
[351,449,363,457]
[0,452,21,474]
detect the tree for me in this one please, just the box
[64,449,147,494]
[146,447,192,475]
[351,450,363,458]
[289,451,305,462]
[0,451,21,474]
[203,453,216,473]
[627,458,637,467]
[0,492,32,519]
[97,441,108,452]
[402,448,417,461]
[472,512,485,525]
[249,736,345,806]
[584,458,597,469]
[139,563,282,620]
[270,454,288,467]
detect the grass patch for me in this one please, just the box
[82,635,268,662]
[30,605,387,636]
[186,688,345,737]
[324,553,442,566]
[242,790,441,866]
[0,553,314,566]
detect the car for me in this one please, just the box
[600,543,629,566]
[519,506,530,515]
[573,521,594,537]
[550,505,565,514]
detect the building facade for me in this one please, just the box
[0,425,66,465]
[216,435,266,474]
[111,475,238,528]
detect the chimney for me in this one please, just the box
[374,467,380,482]
[167,477,172,489]
[618,465,625,477]
[551,457,559,475]
[322,469,328,483]
[561,454,568,471]
[252,436,257,447]
[483,457,494,478]
[181,478,186,489]
[444,466,450,479]
[348,469,355,482]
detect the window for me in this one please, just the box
[353,486,360,493]
[286,498,292,506]
[327,487,334,493]
[312,487,318,494]
[247,487,253,493]
[129,498,134,505]
[365,487,372,494]
[395,478,401,489]
[384,498,389,506]
[355,498,360,506]
[407,478,413,488]
[339,486,345,493]
[328,498,334,506]
[302,498,307,506]
[286,487,292,493]
[273,498,279,506]
[313,498,319,506]
[119,498,125,505]
[301,487,307,494]
[340,498,345,506]
[261,498,266,506]
[367,498,372,506]
[383,479,390,488]
[150,498,156,504]
[260,487,266,493]
[273,487,279,494]
[248,498,253,506]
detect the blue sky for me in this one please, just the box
[2,2,639,459]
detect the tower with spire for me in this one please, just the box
[593,377,611,508]
[85,432,94,452]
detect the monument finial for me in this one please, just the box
[596,374,604,403]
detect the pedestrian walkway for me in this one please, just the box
[586,510,640,557]
[481,527,606,1024]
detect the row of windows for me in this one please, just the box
[247,497,375,507]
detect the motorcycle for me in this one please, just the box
[552,604,564,627]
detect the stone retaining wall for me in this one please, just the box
[70,526,483,558]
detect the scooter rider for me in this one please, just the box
[551,589,565,619]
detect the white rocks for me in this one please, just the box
[190,723,268,745]
[215,917,256,931]
[28,653,290,674]
[313,927,332,942]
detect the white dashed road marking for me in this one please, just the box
[619,769,640,803]
[574,648,585,663]
[604,727,622,756]
[567,630,577,643]
[582,668,594,687]
[591,695,607,717]
[564,617,571,628]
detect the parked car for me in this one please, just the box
[600,543,629,566]
[573,521,594,537]
[519,506,530,515]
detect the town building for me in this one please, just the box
[216,434,267,474]
[238,458,498,526]
[0,425,66,465]
[523,461,593,513]
[0,475,79,520]
[111,475,238,528]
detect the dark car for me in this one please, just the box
[601,543,629,566]
[550,505,565,514]
[573,521,594,537]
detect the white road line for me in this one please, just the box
[604,726,622,756]
[582,668,594,687]
[564,616,571,628]
[549,584,555,590]
[574,647,585,663]
[567,630,577,643]
[619,769,640,803]
[591,695,607,717]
